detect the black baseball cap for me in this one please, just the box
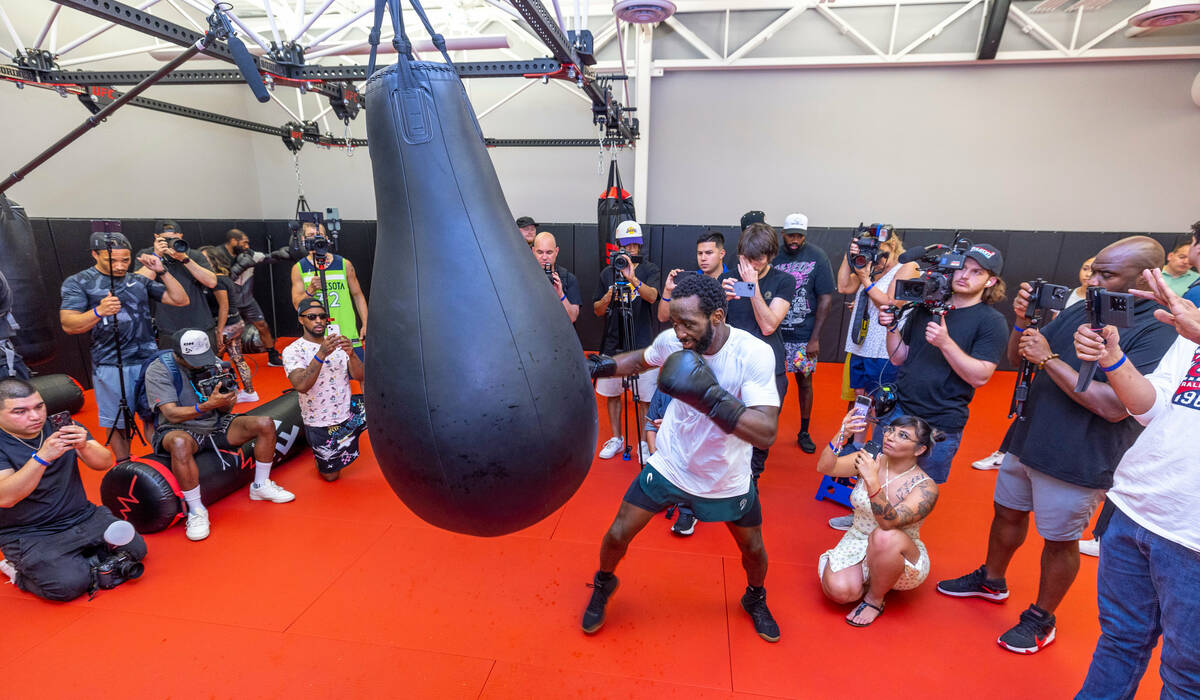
[740,210,765,231]
[297,297,327,315]
[155,219,182,235]
[964,243,1004,275]
[89,231,131,251]
[515,216,537,229]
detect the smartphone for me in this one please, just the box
[851,395,872,421]
[48,411,72,433]
[861,443,881,458]
[732,281,756,298]
[326,323,341,338]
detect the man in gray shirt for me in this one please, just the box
[144,329,295,542]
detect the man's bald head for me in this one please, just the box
[532,232,559,267]
[1090,235,1165,293]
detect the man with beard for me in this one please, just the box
[773,212,835,453]
[581,273,783,642]
[209,229,284,367]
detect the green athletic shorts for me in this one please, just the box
[623,465,762,527]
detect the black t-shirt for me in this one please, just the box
[1000,299,1177,489]
[134,248,216,335]
[60,267,165,366]
[773,242,836,344]
[555,264,582,310]
[205,276,242,326]
[896,302,1008,432]
[0,421,93,540]
[725,266,797,375]
[593,262,661,354]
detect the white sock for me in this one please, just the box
[253,460,272,487]
[183,486,206,514]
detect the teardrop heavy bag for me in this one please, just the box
[362,61,597,537]
[0,195,56,365]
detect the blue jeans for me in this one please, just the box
[1076,507,1200,700]
[869,406,962,484]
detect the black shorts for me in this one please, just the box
[623,466,763,528]
[237,298,265,323]
[153,413,238,454]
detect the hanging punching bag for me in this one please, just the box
[0,196,56,365]
[362,3,597,537]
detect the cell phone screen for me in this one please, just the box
[852,396,872,419]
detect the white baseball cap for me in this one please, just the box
[614,220,643,244]
[173,329,216,367]
[782,213,808,232]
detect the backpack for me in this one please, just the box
[133,350,185,427]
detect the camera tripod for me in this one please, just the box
[607,280,645,467]
[101,236,145,453]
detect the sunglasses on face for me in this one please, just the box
[301,313,328,321]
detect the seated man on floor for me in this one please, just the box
[144,329,294,542]
[0,377,147,601]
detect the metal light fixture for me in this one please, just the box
[613,0,677,24]
[1129,0,1200,27]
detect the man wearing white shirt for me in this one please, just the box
[580,274,783,642]
[1073,269,1200,699]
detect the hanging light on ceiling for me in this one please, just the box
[612,0,677,24]
[1129,0,1200,27]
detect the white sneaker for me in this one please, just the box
[639,441,650,463]
[598,437,624,459]
[249,479,296,503]
[972,450,1005,470]
[0,558,16,583]
[186,510,210,541]
[828,514,854,531]
[236,390,260,404]
[1079,538,1100,557]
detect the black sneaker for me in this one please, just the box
[581,572,619,634]
[936,565,1010,602]
[671,510,696,536]
[267,350,284,367]
[740,586,780,642]
[998,605,1056,654]
[797,431,816,454]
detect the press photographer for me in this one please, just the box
[592,221,660,461]
[532,232,581,322]
[290,220,369,360]
[134,220,218,348]
[144,329,295,542]
[0,377,147,601]
[937,236,1175,655]
[210,228,290,367]
[60,231,188,460]
[869,238,1008,487]
[283,298,366,482]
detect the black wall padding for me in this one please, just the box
[362,60,597,537]
[0,197,57,364]
[99,391,308,533]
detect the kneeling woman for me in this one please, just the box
[816,410,942,626]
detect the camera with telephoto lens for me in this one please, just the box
[169,238,189,254]
[610,248,643,273]
[1026,278,1071,316]
[849,223,893,270]
[195,361,237,400]
[893,234,973,313]
[94,551,144,589]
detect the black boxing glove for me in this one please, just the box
[586,354,617,379]
[657,350,746,433]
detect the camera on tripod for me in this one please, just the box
[893,234,974,313]
[609,247,642,273]
[194,361,237,399]
[848,223,893,270]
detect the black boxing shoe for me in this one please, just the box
[741,586,780,642]
[581,572,619,634]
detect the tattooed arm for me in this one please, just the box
[868,477,939,531]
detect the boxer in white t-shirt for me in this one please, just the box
[581,273,783,642]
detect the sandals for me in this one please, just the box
[845,598,885,627]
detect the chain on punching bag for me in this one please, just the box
[0,196,56,365]
[361,0,597,536]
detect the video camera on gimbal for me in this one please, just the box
[893,233,974,315]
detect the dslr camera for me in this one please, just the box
[83,547,144,594]
[848,223,894,270]
[609,247,643,274]
[293,210,339,259]
[194,361,238,400]
[893,234,973,314]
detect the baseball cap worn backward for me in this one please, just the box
[297,296,327,315]
[174,329,216,366]
[89,231,132,251]
[155,219,182,235]
[740,210,766,230]
[965,243,1004,275]
[783,213,809,232]
[615,220,643,245]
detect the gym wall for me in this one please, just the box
[26,216,1186,387]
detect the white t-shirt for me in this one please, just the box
[282,337,352,427]
[642,327,780,498]
[1065,288,1085,309]
[844,263,902,359]
[1106,336,1200,553]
